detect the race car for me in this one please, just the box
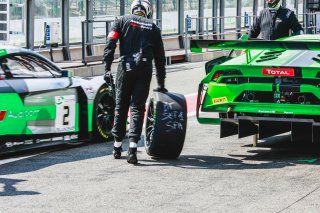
[192,35,320,144]
[0,47,114,154]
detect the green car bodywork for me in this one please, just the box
[0,47,114,153]
[192,35,320,141]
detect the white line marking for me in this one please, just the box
[0,154,42,166]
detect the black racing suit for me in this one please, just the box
[104,14,166,143]
[249,6,303,40]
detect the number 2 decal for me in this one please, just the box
[55,95,76,132]
[63,106,70,125]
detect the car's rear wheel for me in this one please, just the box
[92,85,115,143]
[145,92,187,158]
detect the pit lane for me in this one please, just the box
[1,62,320,212]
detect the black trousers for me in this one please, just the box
[111,62,152,143]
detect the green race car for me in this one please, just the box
[0,47,114,154]
[192,35,320,143]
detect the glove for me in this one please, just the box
[153,85,168,93]
[104,71,113,85]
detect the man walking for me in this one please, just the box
[104,0,167,164]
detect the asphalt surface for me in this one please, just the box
[1,62,320,213]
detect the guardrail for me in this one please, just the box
[184,13,319,56]
[184,15,255,56]
[80,13,319,65]
[81,19,114,65]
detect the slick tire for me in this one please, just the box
[92,85,115,143]
[145,92,187,158]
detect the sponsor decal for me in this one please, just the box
[70,134,78,140]
[284,111,294,114]
[5,135,79,148]
[5,142,24,147]
[107,30,119,40]
[55,95,76,132]
[262,68,295,77]
[64,135,71,141]
[0,111,6,121]
[258,110,276,114]
[36,138,51,143]
[7,110,40,119]
[52,137,64,141]
[130,23,141,28]
[130,20,152,30]
[213,97,228,104]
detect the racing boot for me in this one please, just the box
[113,146,122,159]
[113,141,123,159]
[127,147,138,164]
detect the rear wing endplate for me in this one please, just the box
[190,39,320,52]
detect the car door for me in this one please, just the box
[0,53,79,140]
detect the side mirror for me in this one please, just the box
[61,70,74,77]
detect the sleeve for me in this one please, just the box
[248,12,262,39]
[103,18,121,71]
[153,25,166,87]
[288,11,303,35]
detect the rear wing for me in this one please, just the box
[190,39,320,53]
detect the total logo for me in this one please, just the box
[262,68,295,77]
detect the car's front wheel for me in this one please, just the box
[92,85,115,143]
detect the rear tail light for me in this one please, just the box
[0,111,6,121]
[213,72,221,81]
[212,69,242,81]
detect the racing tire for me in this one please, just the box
[145,92,187,158]
[92,85,115,143]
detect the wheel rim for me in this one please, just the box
[96,93,114,137]
[146,101,155,147]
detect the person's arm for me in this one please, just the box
[153,25,167,92]
[248,13,261,39]
[103,18,121,71]
[288,11,304,35]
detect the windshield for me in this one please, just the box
[0,54,61,78]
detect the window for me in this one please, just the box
[162,0,178,34]
[298,0,303,22]
[204,0,213,31]
[225,0,237,29]
[9,0,26,47]
[70,0,86,43]
[0,54,60,78]
[242,0,254,30]
[258,0,265,14]
[34,0,62,46]
[184,0,198,32]
[185,0,198,17]
[286,0,296,11]
[94,0,120,18]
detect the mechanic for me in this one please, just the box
[103,0,167,164]
[249,0,303,40]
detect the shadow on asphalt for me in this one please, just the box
[139,135,320,169]
[2,135,320,196]
[0,178,40,196]
[0,142,112,197]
